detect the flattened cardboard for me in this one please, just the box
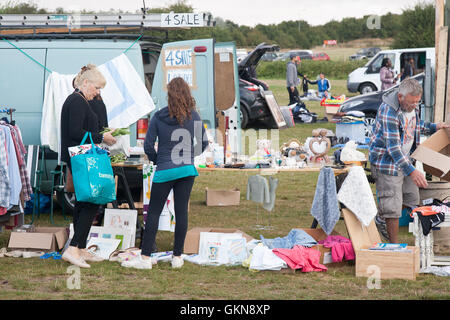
[341,208,381,251]
[184,227,254,254]
[411,128,450,181]
[8,227,68,252]
[205,187,240,206]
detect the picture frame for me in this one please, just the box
[103,208,137,233]
[262,90,287,129]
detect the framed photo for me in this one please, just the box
[198,232,244,265]
[103,209,137,232]
[262,91,286,129]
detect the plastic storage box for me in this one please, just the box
[335,121,366,144]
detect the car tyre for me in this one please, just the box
[239,104,249,129]
[359,83,376,94]
[55,170,75,216]
[364,115,376,138]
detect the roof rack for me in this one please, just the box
[0,13,215,35]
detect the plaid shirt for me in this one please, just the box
[369,96,436,177]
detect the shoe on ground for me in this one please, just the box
[62,251,91,268]
[171,256,184,269]
[375,215,390,242]
[81,250,104,262]
[82,252,104,262]
[121,255,153,269]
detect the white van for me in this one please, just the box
[347,47,435,94]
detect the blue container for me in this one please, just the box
[399,207,413,227]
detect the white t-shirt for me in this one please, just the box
[401,110,416,155]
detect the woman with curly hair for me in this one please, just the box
[123,77,209,269]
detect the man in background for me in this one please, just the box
[286,53,302,105]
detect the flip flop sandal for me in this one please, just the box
[40,252,58,259]
[52,253,62,260]
[87,244,100,254]
[109,249,126,262]
[109,247,140,262]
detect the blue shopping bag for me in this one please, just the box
[70,132,116,205]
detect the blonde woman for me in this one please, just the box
[60,64,116,268]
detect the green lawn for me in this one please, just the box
[1,78,449,300]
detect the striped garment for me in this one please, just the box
[0,129,11,208]
[369,90,436,177]
[0,122,32,202]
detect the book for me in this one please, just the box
[369,243,409,251]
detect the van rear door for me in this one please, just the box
[151,39,215,130]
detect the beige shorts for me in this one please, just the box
[373,168,420,219]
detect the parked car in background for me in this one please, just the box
[238,43,280,128]
[275,50,313,61]
[312,52,330,61]
[349,47,381,60]
[261,51,279,62]
[339,73,425,137]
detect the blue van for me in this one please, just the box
[0,35,240,213]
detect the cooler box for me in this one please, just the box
[336,121,366,144]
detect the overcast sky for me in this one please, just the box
[30,0,433,27]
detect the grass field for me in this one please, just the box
[1,78,449,300]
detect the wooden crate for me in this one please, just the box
[342,208,420,281]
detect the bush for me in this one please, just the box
[256,60,367,80]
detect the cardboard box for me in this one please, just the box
[8,227,68,252]
[301,228,349,266]
[205,187,240,206]
[184,227,254,254]
[411,128,450,182]
[342,208,420,280]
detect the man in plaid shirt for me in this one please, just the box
[369,78,449,243]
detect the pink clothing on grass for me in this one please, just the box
[318,235,355,263]
[272,245,328,272]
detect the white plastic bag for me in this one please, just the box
[102,134,130,157]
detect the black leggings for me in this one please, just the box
[70,201,99,249]
[141,176,195,257]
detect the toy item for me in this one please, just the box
[308,129,331,163]
[251,139,273,163]
[280,138,308,167]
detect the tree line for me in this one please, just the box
[0,0,435,49]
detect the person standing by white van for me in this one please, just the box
[380,58,401,91]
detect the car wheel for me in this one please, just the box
[360,83,376,94]
[54,170,75,216]
[239,104,249,129]
[364,115,376,138]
